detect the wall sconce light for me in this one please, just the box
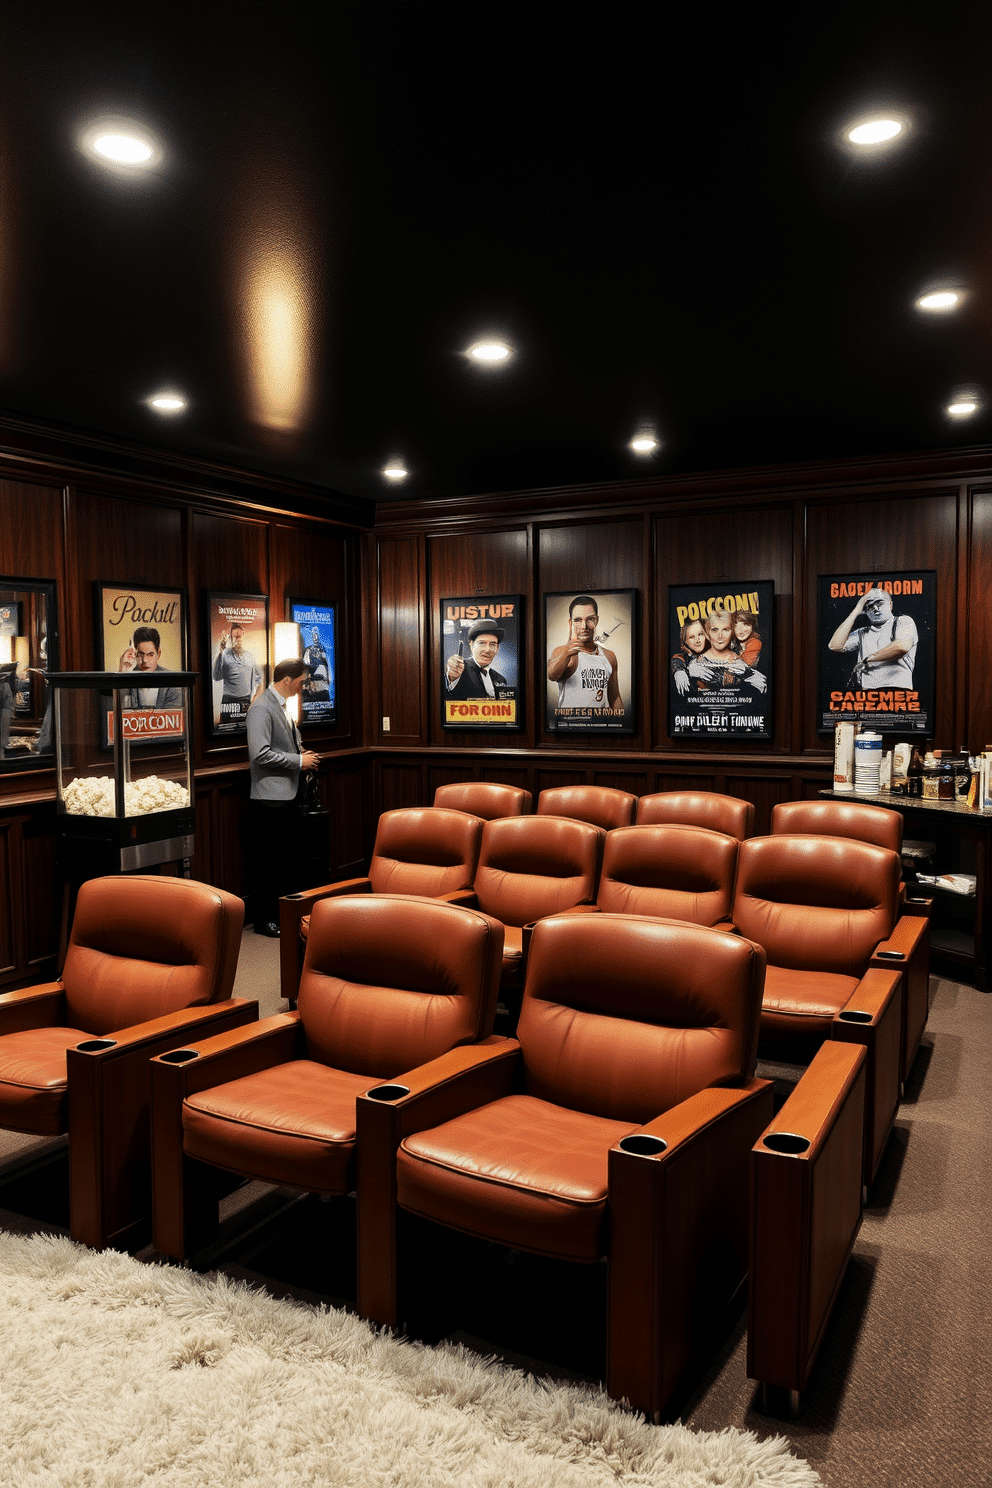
[273,621,302,724]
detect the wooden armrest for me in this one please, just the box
[0,982,66,1035]
[282,877,372,919]
[625,1078,773,1159]
[97,997,259,1053]
[871,912,929,965]
[149,1012,303,1098]
[836,966,901,1025]
[438,889,478,907]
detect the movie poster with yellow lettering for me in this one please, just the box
[440,596,522,730]
[545,589,637,734]
[668,581,773,739]
[817,571,935,735]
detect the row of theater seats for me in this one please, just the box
[279,787,931,1177]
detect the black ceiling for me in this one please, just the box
[3,2,992,508]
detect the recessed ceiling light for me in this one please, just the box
[629,432,659,455]
[382,462,408,481]
[947,398,978,418]
[916,290,962,313]
[466,340,513,364]
[79,118,163,173]
[147,393,186,413]
[847,118,904,146]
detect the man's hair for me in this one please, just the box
[569,595,598,619]
[273,658,307,683]
[229,623,244,635]
[132,626,161,651]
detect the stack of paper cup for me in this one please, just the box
[854,731,883,794]
[834,723,856,792]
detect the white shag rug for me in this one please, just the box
[0,1232,820,1487]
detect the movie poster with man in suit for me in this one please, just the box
[440,595,522,730]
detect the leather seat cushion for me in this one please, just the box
[0,1027,89,1134]
[397,1093,637,1261]
[760,964,860,1039]
[182,1059,370,1193]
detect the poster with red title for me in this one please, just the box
[817,571,935,735]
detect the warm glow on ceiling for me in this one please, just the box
[147,392,186,413]
[947,398,978,417]
[245,248,312,431]
[382,462,408,481]
[916,290,962,312]
[467,340,512,364]
[629,433,659,455]
[847,118,903,146]
[79,118,163,172]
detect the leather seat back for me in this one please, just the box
[771,799,903,854]
[536,785,636,831]
[734,835,900,975]
[598,824,738,925]
[517,914,764,1123]
[298,894,503,1077]
[636,790,754,840]
[367,807,482,896]
[433,782,532,819]
[63,876,243,1035]
[473,815,604,927]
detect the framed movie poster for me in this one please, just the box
[440,596,523,729]
[97,581,186,675]
[817,571,935,735]
[205,592,268,736]
[668,581,773,739]
[289,599,337,727]
[544,589,637,734]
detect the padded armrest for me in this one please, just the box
[871,912,929,966]
[0,982,66,1035]
[356,1034,519,1327]
[606,1077,774,1414]
[749,1042,867,1395]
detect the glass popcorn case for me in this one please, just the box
[50,672,197,874]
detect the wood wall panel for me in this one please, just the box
[429,528,530,748]
[190,511,269,765]
[20,811,58,972]
[653,503,794,752]
[378,761,424,813]
[0,821,15,977]
[967,488,992,750]
[0,479,65,591]
[274,521,358,745]
[537,518,645,749]
[378,537,424,744]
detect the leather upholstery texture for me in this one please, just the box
[366,808,483,897]
[597,823,738,925]
[299,895,503,1076]
[536,785,636,832]
[771,799,903,854]
[0,1026,88,1132]
[516,914,764,1121]
[62,874,243,1035]
[473,815,604,929]
[636,789,755,840]
[433,782,532,819]
[733,836,899,975]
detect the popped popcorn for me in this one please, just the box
[62,775,190,817]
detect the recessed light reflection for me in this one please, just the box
[79,118,163,172]
[917,290,962,313]
[147,393,186,413]
[467,340,512,364]
[847,118,903,146]
[947,398,978,418]
[629,433,659,455]
[382,462,408,481]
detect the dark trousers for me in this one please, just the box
[244,798,304,928]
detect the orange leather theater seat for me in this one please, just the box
[636,789,755,840]
[596,822,738,925]
[536,785,636,831]
[433,782,532,818]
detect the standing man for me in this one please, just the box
[244,658,320,936]
[445,619,510,700]
[118,626,182,708]
[213,622,262,725]
[828,586,918,688]
[547,595,623,712]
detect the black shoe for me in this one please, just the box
[254,921,280,937]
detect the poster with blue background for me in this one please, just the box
[291,601,337,727]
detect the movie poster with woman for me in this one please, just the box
[668,581,773,739]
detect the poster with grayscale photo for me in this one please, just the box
[817,571,935,734]
[668,581,773,739]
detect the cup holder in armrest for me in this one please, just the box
[618,1133,668,1157]
[75,1039,117,1053]
[762,1132,811,1156]
[365,1083,411,1102]
[158,1049,200,1064]
[838,1010,873,1023]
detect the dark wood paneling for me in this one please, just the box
[805,491,957,752]
[0,820,15,977]
[0,479,65,588]
[21,810,58,972]
[378,761,424,814]
[327,757,372,874]
[429,528,530,748]
[723,773,795,835]
[593,770,651,796]
[653,504,795,753]
[967,489,992,750]
[378,536,424,744]
[534,768,590,795]
[274,521,358,745]
[537,518,646,749]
